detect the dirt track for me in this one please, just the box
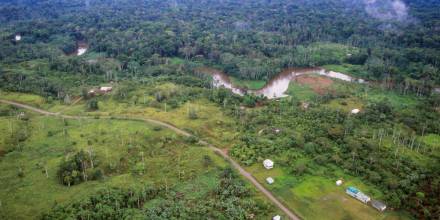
[0,99,301,220]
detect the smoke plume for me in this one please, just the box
[363,0,409,22]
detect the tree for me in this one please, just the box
[63,94,71,104]
[188,107,198,120]
[86,99,99,111]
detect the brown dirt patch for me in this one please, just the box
[295,75,334,94]
[222,148,229,155]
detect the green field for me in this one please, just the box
[230,77,266,90]
[0,78,437,220]
[0,112,278,219]
[287,82,317,101]
[246,163,412,220]
[421,134,440,148]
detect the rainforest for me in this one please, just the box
[0,0,439,219]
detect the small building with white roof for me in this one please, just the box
[263,159,274,169]
[273,215,281,220]
[371,200,387,211]
[100,87,113,93]
[336,180,343,186]
[266,177,275,184]
[351,109,360,114]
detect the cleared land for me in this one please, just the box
[0,99,294,220]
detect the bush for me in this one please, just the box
[57,150,100,186]
[188,108,198,119]
[184,136,199,144]
[86,99,99,111]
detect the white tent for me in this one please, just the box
[336,180,343,186]
[351,109,360,114]
[100,87,113,92]
[266,177,275,184]
[263,159,274,169]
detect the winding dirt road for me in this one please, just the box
[0,99,301,220]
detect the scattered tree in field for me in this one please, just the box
[188,107,198,120]
[86,99,99,111]
[57,150,102,186]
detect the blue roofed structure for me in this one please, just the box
[347,187,359,194]
[346,186,370,203]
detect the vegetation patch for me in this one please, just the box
[0,114,277,219]
[295,75,334,95]
[43,168,273,219]
[230,77,266,90]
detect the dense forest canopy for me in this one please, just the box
[1,0,439,84]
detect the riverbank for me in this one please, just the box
[197,66,365,99]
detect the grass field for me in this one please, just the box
[421,134,440,148]
[0,81,428,220]
[325,97,364,113]
[44,83,241,148]
[1,84,241,149]
[287,82,318,101]
[0,113,279,219]
[230,77,266,90]
[0,90,78,113]
[246,163,412,220]
[0,91,50,108]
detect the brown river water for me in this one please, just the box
[197,67,365,99]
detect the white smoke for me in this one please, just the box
[364,0,409,22]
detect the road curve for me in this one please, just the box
[0,99,301,220]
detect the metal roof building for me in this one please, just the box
[346,187,371,203]
[371,200,387,211]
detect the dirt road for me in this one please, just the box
[0,99,301,220]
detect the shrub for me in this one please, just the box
[86,99,99,111]
[57,150,100,186]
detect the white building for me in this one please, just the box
[77,47,87,56]
[351,109,360,114]
[263,159,274,169]
[273,215,281,220]
[266,177,274,185]
[371,200,387,211]
[100,87,113,93]
[15,34,22,41]
[336,180,343,186]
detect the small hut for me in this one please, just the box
[263,159,274,169]
[351,109,360,114]
[266,177,275,185]
[336,180,343,186]
[346,187,370,203]
[371,200,387,211]
[100,87,113,93]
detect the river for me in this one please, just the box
[198,67,365,99]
